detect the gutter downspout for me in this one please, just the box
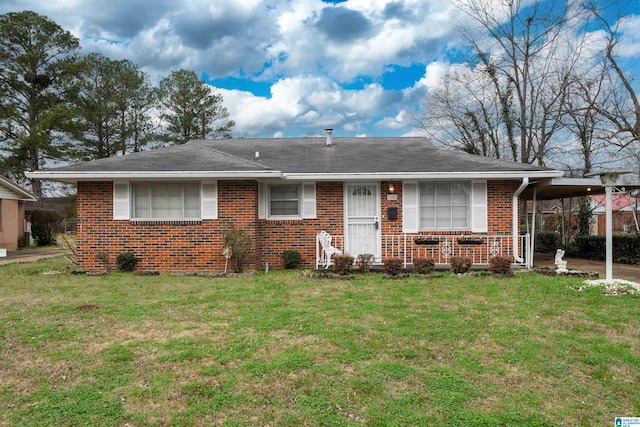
[513,178,529,264]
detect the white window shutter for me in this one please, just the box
[402,181,419,233]
[113,182,130,220]
[258,182,267,219]
[471,180,488,232]
[301,182,316,219]
[201,182,218,219]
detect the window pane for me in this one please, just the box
[271,201,299,215]
[419,183,435,205]
[452,206,468,228]
[271,186,298,200]
[133,183,150,218]
[436,206,451,228]
[420,207,435,229]
[184,183,200,218]
[270,185,299,216]
[419,181,470,230]
[132,182,201,219]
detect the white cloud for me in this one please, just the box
[617,15,640,57]
[2,0,639,140]
[214,75,424,137]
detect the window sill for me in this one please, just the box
[266,216,303,221]
[130,219,202,225]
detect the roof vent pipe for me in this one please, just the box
[324,128,333,146]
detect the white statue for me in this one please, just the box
[554,249,568,273]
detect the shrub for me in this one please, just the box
[574,234,640,264]
[222,226,253,273]
[450,257,472,274]
[282,250,301,269]
[29,209,61,246]
[116,251,140,272]
[95,251,111,272]
[489,256,512,275]
[333,254,354,275]
[383,258,403,276]
[356,253,374,274]
[535,231,561,253]
[413,257,435,274]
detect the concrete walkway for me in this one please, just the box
[0,247,69,265]
[533,252,640,283]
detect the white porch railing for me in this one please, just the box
[316,233,530,269]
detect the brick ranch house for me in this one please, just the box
[0,174,37,253]
[28,136,564,272]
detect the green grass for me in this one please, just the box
[1,257,639,426]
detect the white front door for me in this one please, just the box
[345,183,380,260]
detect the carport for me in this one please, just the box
[519,175,640,276]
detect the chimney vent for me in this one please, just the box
[324,128,334,146]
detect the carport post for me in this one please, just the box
[587,171,630,282]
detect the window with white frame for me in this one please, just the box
[132,182,201,220]
[419,181,470,230]
[269,184,300,217]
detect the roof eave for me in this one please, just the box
[0,176,38,201]
[281,171,564,180]
[25,170,284,183]
[26,169,564,183]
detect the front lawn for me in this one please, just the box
[0,257,638,426]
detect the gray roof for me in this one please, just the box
[28,137,563,182]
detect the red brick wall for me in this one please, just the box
[487,180,519,234]
[76,179,519,272]
[77,181,258,272]
[257,181,344,269]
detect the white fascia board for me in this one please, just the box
[281,171,564,181]
[0,176,37,201]
[25,170,283,183]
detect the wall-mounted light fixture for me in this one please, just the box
[388,183,395,194]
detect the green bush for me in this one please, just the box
[383,258,403,276]
[30,209,61,246]
[222,226,253,273]
[489,256,512,274]
[574,234,640,264]
[450,257,472,274]
[413,257,435,274]
[282,250,301,269]
[116,251,140,272]
[333,254,354,275]
[535,231,561,253]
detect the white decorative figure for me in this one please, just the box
[555,249,568,273]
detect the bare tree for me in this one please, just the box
[587,4,640,150]
[423,0,588,165]
[421,62,516,160]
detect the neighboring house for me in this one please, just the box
[27,136,564,272]
[0,175,37,252]
[591,193,640,234]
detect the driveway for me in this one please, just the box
[533,252,640,283]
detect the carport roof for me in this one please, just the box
[521,177,640,200]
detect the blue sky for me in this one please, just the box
[1,0,639,140]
